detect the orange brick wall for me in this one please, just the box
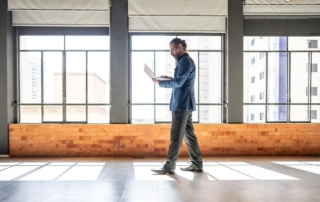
[9,124,320,157]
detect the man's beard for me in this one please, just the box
[175,51,182,60]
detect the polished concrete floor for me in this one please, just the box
[0,156,320,202]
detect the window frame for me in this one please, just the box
[244,36,320,123]
[16,27,110,124]
[129,33,225,124]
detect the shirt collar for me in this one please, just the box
[177,53,188,62]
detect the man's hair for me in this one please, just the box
[170,38,187,50]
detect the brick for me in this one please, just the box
[298,128,316,132]
[8,123,320,157]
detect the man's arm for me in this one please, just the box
[158,59,191,88]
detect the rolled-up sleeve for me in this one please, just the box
[158,58,191,88]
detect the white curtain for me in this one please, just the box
[8,0,110,26]
[244,5,320,15]
[128,0,228,33]
[129,16,225,33]
[246,0,320,5]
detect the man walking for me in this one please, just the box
[151,38,203,174]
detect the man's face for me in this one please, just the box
[170,43,182,60]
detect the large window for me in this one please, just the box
[131,35,223,123]
[244,36,320,123]
[19,35,110,123]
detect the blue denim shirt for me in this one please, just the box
[158,53,196,111]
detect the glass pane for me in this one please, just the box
[312,53,320,103]
[290,105,310,122]
[43,52,63,104]
[244,36,287,51]
[290,53,309,103]
[199,52,221,103]
[66,52,86,104]
[289,37,320,51]
[267,105,287,122]
[88,106,110,123]
[244,105,265,123]
[20,52,42,103]
[132,52,154,103]
[20,36,64,50]
[184,111,199,123]
[88,52,110,104]
[132,106,154,124]
[192,110,199,123]
[132,36,174,50]
[20,106,41,123]
[155,52,175,103]
[155,105,171,122]
[199,106,221,123]
[244,52,266,103]
[65,36,109,50]
[43,106,63,122]
[177,36,221,50]
[189,52,199,104]
[66,106,86,122]
[267,52,287,103]
[311,105,320,123]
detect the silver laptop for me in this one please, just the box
[144,64,171,81]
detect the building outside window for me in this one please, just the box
[251,114,255,121]
[244,36,320,123]
[306,87,318,96]
[308,40,318,48]
[19,34,110,123]
[251,57,255,65]
[251,95,255,102]
[131,35,223,123]
[306,64,318,72]
[312,87,317,96]
[311,110,317,119]
[312,64,318,72]
[251,38,255,46]
[260,113,264,120]
[251,76,255,83]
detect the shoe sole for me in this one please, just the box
[180,169,203,172]
[151,170,175,174]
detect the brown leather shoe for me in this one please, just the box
[151,167,175,174]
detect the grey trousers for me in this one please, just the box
[164,111,203,171]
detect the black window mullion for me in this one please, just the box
[63,50,66,123]
[288,51,291,123]
[265,51,268,122]
[198,51,200,123]
[41,51,44,123]
[18,50,21,123]
[308,52,312,122]
[63,34,66,123]
[287,37,290,123]
[221,34,225,123]
[154,51,156,123]
[86,51,88,123]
